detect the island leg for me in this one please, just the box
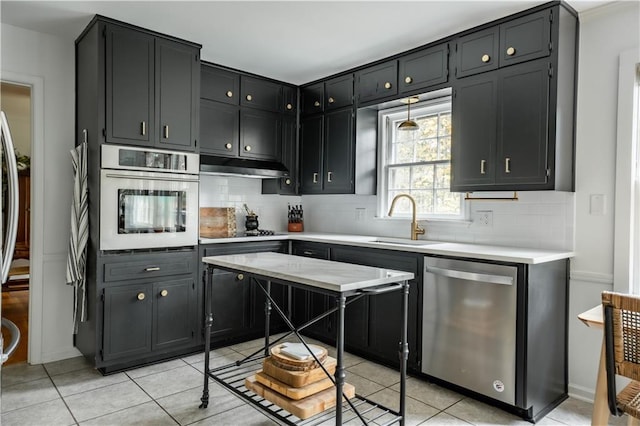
[264,280,271,357]
[200,267,213,409]
[399,280,409,426]
[335,294,346,425]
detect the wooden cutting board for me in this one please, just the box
[245,375,355,420]
[255,370,334,400]
[270,344,328,371]
[263,356,337,388]
[199,207,236,238]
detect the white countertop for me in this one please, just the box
[202,251,414,292]
[200,232,574,265]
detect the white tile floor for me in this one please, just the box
[0,336,625,425]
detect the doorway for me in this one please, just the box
[1,81,32,365]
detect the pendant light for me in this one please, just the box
[398,97,420,131]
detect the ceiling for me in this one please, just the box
[0,1,611,85]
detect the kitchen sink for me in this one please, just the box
[368,237,440,246]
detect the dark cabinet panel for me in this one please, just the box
[279,115,298,194]
[156,38,198,150]
[399,43,449,93]
[299,115,324,194]
[456,27,499,78]
[199,100,239,156]
[282,85,297,114]
[208,270,251,339]
[499,9,551,67]
[240,109,280,161]
[451,73,497,190]
[152,278,196,350]
[301,82,324,115]
[496,60,550,185]
[103,284,152,361]
[103,251,195,283]
[325,75,353,110]
[241,76,282,112]
[201,65,239,105]
[323,109,354,193]
[356,60,398,105]
[105,25,154,146]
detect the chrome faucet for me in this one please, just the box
[388,194,425,240]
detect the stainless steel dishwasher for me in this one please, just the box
[421,256,518,405]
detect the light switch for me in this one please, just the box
[590,194,606,215]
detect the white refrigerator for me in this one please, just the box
[1,110,22,365]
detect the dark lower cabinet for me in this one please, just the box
[152,278,197,350]
[208,269,251,340]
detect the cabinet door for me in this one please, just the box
[208,270,251,339]
[451,73,498,191]
[156,39,199,151]
[153,278,196,350]
[282,85,297,114]
[299,115,324,194]
[301,82,324,115]
[201,65,239,105]
[105,25,154,146]
[399,43,449,93]
[323,108,354,194]
[496,60,550,186]
[199,100,239,156]
[456,27,499,78]
[499,9,551,67]
[103,284,152,361]
[241,76,282,112]
[279,115,298,194]
[356,61,398,105]
[240,109,280,161]
[325,75,353,110]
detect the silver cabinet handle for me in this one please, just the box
[405,76,413,84]
[480,159,486,175]
[141,121,146,136]
[144,266,160,272]
[302,250,315,256]
[426,265,513,285]
[327,171,333,182]
[313,172,318,183]
[384,82,392,89]
[163,125,169,139]
[505,157,511,174]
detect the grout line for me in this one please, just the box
[44,364,80,425]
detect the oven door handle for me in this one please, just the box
[105,173,199,183]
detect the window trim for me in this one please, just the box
[376,95,466,220]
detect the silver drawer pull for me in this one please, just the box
[313,173,318,183]
[163,125,169,139]
[480,159,486,175]
[505,157,511,174]
[144,266,160,272]
[140,121,146,136]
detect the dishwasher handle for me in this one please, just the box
[425,265,514,285]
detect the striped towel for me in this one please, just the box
[66,141,89,334]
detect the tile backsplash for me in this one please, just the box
[199,175,575,250]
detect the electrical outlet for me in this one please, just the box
[474,210,493,227]
[355,208,366,222]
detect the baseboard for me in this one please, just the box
[37,347,83,365]
[568,383,595,403]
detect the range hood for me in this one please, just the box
[199,155,289,178]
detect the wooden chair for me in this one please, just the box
[602,291,640,425]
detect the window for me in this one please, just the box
[378,96,463,219]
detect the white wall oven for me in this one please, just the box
[100,145,199,251]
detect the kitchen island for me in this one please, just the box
[200,251,414,425]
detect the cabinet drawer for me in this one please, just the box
[399,43,449,93]
[356,61,398,105]
[291,241,330,259]
[499,9,551,67]
[301,83,324,115]
[241,76,282,112]
[201,65,240,105]
[103,251,195,283]
[325,75,353,110]
[456,27,499,78]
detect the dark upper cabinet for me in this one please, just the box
[101,22,199,151]
[301,82,324,115]
[105,25,155,146]
[299,115,324,194]
[456,27,500,78]
[263,115,298,195]
[155,38,199,150]
[356,60,398,105]
[325,75,354,111]
[201,65,239,105]
[241,75,282,112]
[456,9,551,78]
[499,10,551,67]
[323,108,354,193]
[452,59,551,191]
[282,85,297,114]
[399,43,449,94]
[240,108,281,161]
[199,100,239,156]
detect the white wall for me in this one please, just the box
[568,1,640,400]
[1,23,79,363]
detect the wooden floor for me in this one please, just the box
[1,287,29,365]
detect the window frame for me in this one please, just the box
[376,95,466,221]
